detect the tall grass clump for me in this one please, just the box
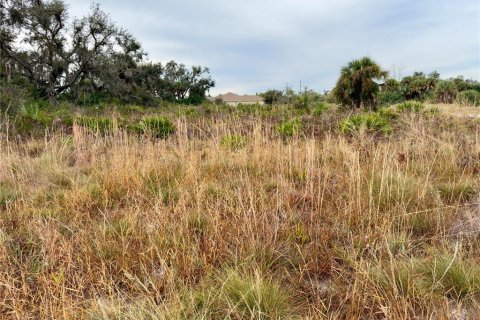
[220,134,246,150]
[188,270,297,319]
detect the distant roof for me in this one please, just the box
[214,92,263,103]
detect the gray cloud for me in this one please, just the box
[68,0,480,95]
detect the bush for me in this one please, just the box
[377,107,399,120]
[434,81,458,103]
[377,90,405,106]
[400,72,437,101]
[294,94,310,109]
[13,103,55,135]
[135,116,175,138]
[312,102,329,116]
[339,113,392,135]
[456,90,480,107]
[276,118,302,137]
[397,101,424,112]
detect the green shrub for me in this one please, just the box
[339,113,392,135]
[434,80,458,103]
[377,107,399,120]
[312,102,329,116]
[18,103,53,126]
[276,118,301,137]
[377,90,405,106]
[135,116,175,138]
[294,94,310,109]
[456,90,480,106]
[13,103,56,135]
[397,101,424,113]
[220,134,246,150]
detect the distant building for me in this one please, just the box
[213,92,264,106]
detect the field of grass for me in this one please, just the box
[1,103,480,319]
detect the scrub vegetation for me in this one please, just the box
[1,1,480,319]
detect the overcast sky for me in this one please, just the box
[67,0,480,95]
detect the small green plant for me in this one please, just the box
[456,89,480,107]
[135,116,175,138]
[220,134,246,150]
[339,113,392,135]
[422,255,480,299]
[290,223,310,245]
[76,116,116,135]
[276,118,301,137]
[397,101,424,112]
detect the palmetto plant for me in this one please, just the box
[333,57,387,109]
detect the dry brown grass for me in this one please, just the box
[0,111,480,319]
[429,103,480,118]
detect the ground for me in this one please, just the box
[0,102,479,319]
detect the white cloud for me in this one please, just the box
[67,0,480,95]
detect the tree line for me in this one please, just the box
[261,57,480,109]
[0,0,215,107]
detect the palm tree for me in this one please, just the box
[333,57,387,110]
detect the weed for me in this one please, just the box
[397,101,424,112]
[276,118,302,137]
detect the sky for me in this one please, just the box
[67,0,480,96]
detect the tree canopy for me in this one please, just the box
[0,0,214,105]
